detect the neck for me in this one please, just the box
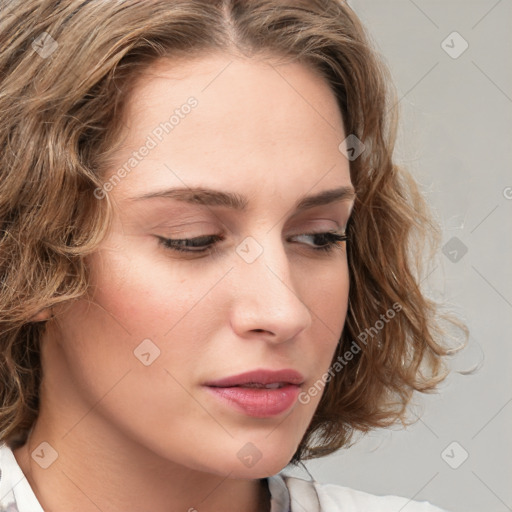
[13,423,272,512]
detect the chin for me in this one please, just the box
[177,441,297,480]
[219,442,299,480]
[219,459,293,480]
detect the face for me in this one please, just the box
[48,53,354,478]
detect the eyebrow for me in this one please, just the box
[130,185,356,212]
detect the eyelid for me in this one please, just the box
[150,205,350,234]
[146,204,351,228]
[155,224,347,241]
[156,228,349,256]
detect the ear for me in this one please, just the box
[29,308,53,322]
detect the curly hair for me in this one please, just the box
[0,0,468,463]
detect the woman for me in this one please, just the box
[0,1,467,511]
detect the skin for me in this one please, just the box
[14,53,355,512]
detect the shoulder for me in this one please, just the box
[269,473,449,512]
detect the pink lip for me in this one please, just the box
[203,369,305,418]
[204,369,305,387]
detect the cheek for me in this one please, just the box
[303,260,350,395]
[52,246,196,393]
[83,244,195,336]
[307,258,350,345]
[58,241,233,396]
[49,249,216,455]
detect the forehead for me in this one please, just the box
[104,53,350,200]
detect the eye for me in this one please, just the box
[292,231,347,253]
[157,231,347,255]
[157,234,224,253]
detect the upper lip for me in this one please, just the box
[204,369,305,387]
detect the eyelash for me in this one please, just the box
[157,231,348,255]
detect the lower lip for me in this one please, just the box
[204,385,301,418]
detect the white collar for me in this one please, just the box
[268,467,322,512]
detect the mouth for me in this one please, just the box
[208,381,295,392]
[204,368,305,388]
[203,369,305,418]
[221,382,288,389]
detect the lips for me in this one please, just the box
[203,369,305,418]
[204,369,305,388]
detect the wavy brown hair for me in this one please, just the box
[0,0,468,463]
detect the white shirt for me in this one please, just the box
[0,442,448,511]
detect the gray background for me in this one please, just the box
[303,1,512,511]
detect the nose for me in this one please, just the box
[229,233,312,344]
